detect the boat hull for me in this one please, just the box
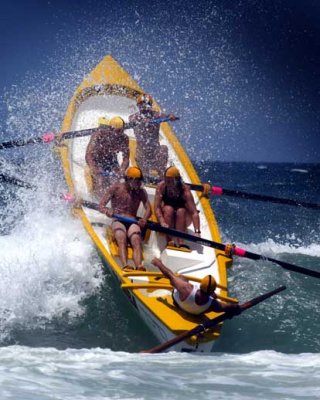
[57,55,234,352]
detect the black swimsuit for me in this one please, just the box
[162,186,186,209]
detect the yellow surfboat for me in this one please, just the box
[57,55,235,352]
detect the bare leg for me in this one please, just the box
[128,224,143,268]
[162,205,175,245]
[175,208,187,246]
[112,221,128,267]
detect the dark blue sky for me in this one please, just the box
[0,0,319,163]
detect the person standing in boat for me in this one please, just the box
[154,166,201,249]
[128,94,178,179]
[85,116,129,198]
[152,258,242,316]
[99,166,152,272]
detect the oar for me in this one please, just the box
[124,115,179,129]
[142,285,286,353]
[77,201,320,280]
[0,128,99,150]
[0,116,179,151]
[188,183,320,210]
[0,173,35,189]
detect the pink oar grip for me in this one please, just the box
[42,132,55,143]
[62,193,75,202]
[233,247,246,257]
[211,186,223,196]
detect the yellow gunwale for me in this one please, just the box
[57,55,233,344]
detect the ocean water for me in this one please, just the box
[0,159,319,399]
[0,1,319,394]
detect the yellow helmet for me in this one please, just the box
[109,116,125,130]
[98,117,109,126]
[126,166,143,180]
[200,275,217,295]
[137,93,153,106]
[165,166,181,178]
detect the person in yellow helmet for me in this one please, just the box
[99,166,152,271]
[128,93,178,178]
[85,116,129,197]
[151,258,241,316]
[154,166,201,249]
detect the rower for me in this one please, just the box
[85,116,129,198]
[152,258,241,316]
[99,166,152,272]
[154,166,201,250]
[128,94,178,179]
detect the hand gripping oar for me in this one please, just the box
[142,285,286,353]
[188,183,320,211]
[77,202,320,280]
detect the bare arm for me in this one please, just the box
[154,183,168,227]
[139,189,152,227]
[85,135,101,174]
[209,298,242,315]
[98,186,114,217]
[119,136,130,174]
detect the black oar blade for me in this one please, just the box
[142,285,286,354]
[0,128,99,151]
[0,173,35,189]
[234,247,320,279]
[221,188,320,210]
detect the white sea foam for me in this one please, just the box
[0,202,103,341]
[226,236,320,259]
[0,347,319,400]
[290,168,309,173]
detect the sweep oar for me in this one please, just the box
[142,285,286,353]
[77,201,320,280]
[188,183,320,210]
[0,116,179,151]
[0,127,100,150]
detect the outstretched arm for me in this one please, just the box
[209,298,242,316]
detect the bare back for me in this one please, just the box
[86,128,129,168]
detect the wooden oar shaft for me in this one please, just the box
[143,285,286,353]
